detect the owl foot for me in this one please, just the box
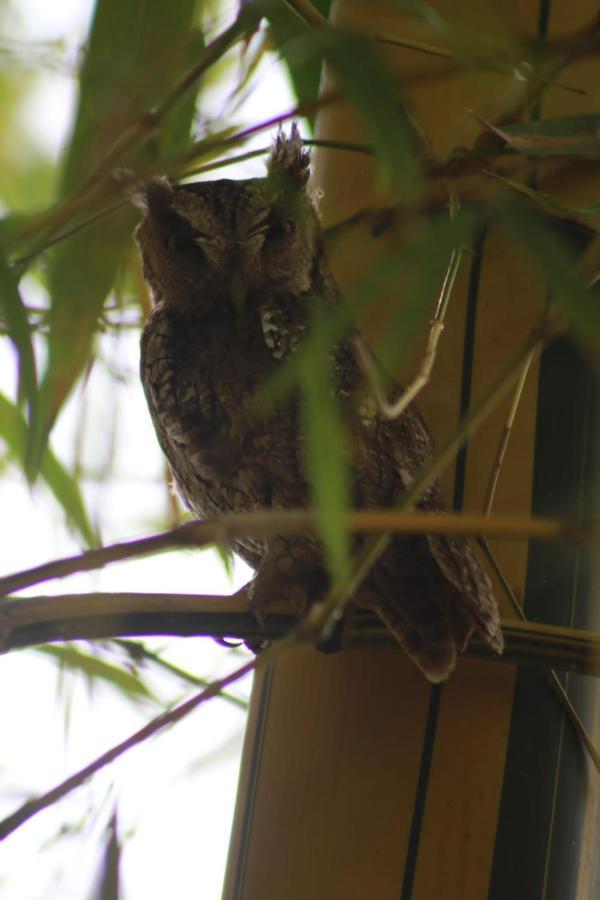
[247,538,329,635]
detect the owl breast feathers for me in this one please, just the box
[134,124,503,682]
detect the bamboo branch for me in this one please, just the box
[0,578,335,840]
[2,591,600,677]
[13,93,341,268]
[354,201,463,420]
[283,0,329,28]
[11,13,251,253]
[1,591,599,842]
[0,509,596,597]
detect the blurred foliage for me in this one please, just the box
[0,2,598,892]
[0,0,598,639]
[39,644,156,703]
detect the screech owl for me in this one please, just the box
[134,124,503,682]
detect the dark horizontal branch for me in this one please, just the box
[0,509,595,597]
[1,590,599,677]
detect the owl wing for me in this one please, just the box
[140,305,242,513]
[347,338,503,677]
[140,305,193,455]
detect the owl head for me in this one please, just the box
[133,124,320,309]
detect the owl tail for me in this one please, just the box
[425,533,504,657]
[372,592,473,683]
[364,534,503,683]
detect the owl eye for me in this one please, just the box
[165,233,197,254]
[265,220,295,242]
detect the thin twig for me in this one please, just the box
[0,653,261,840]
[479,347,598,772]
[283,0,329,28]
[183,138,372,179]
[10,13,250,254]
[1,596,600,842]
[0,564,352,840]
[0,508,595,597]
[12,93,340,268]
[479,537,600,772]
[174,90,340,172]
[274,327,553,647]
[483,345,538,513]
[354,221,463,420]
[404,330,547,508]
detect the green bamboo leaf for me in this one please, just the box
[476,113,600,158]
[300,311,350,585]
[274,24,421,197]
[30,0,201,478]
[254,210,477,410]
[382,0,530,77]
[95,810,121,900]
[497,198,600,352]
[325,29,422,196]
[367,209,479,372]
[381,0,445,22]
[485,172,600,220]
[266,1,332,126]
[256,209,479,459]
[0,391,97,547]
[216,543,235,581]
[38,644,155,702]
[0,245,38,434]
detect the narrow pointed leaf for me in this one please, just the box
[30,0,201,477]
[94,810,121,900]
[497,199,600,352]
[266,1,332,126]
[477,112,600,158]
[274,24,421,197]
[486,171,600,220]
[0,391,97,547]
[300,313,350,584]
[39,645,154,702]
[0,244,38,435]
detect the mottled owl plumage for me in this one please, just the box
[134,125,503,682]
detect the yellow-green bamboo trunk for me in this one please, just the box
[223,2,600,897]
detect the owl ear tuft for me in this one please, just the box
[267,123,310,187]
[129,175,173,213]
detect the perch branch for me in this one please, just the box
[0,565,362,840]
[1,592,600,676]
[1,604,599,842]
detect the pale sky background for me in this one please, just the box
[0,1,307,897]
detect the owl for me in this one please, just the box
[134,125,503,682]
